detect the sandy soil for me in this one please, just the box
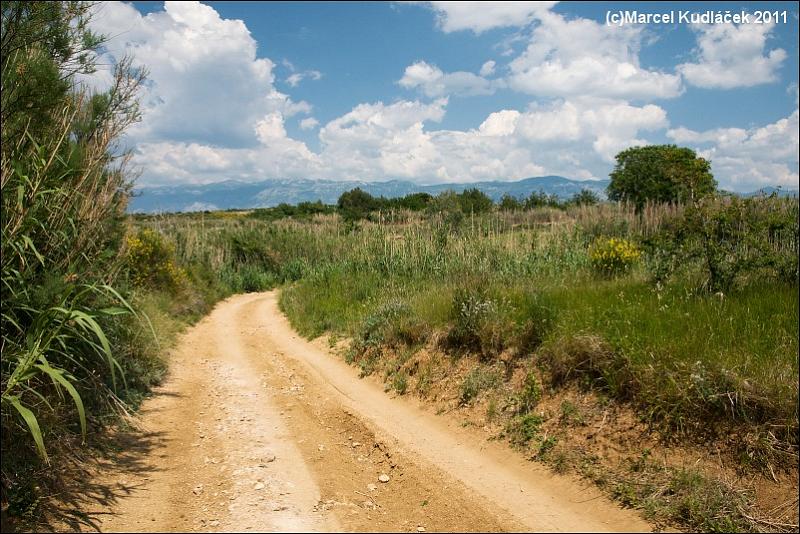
[68,291,654,532]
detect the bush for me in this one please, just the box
[338,188,380,221]
[607,145,716,210]
[569,189,600,207]
[349,300,412,364]
[445,288,514,358]
[126,229,186,291]
[459,188,494,214]
[644,195,799,291]
[499,194,523,212]
[589,237,641,276]
[506,413,544,446]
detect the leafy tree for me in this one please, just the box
[607,145,716,209]
[395,192,433,211]
[499,193,522,212]
[459,188,493,214]
[569,189,600,207]
[524,190,562,210]
[337,188,379,221]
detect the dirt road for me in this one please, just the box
[73,292,653,532]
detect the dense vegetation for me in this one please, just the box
[1,3,221,525]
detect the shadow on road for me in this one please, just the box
[27,395,180,533]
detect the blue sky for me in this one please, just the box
[87,1,799,191]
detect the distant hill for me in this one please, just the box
[127,176,611,213]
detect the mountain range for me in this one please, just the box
[127,176,610,213]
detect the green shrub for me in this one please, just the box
[506,413,544,446]
[459,188,494,214]
[392,371,408,395]
[445,288,510,358]
[515,299,556,354]
[644,195,799,291]
[459,368,501,405]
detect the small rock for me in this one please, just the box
[352,442,361,447]
[417,527,426,532]
[378,474,390,483]
[209,520,220,527]
[367,483,377,492]
[273,505,288,511]
[192,484,204,495]
[254,482,265,490]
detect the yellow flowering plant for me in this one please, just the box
[589,237,641,275]
[125,229,187,290]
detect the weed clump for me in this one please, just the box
[514,299,556,354]
[506,413,544,446]
[517,372,541,414]
[459,367,501,405]
[445,288,513,359]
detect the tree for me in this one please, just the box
[395,192,433,211]
[337,188,378,221]
[607,145,716,209]
[569,189,600,207]
[458,188,493,214]
[524,190,562,210]
[499,193,522,212]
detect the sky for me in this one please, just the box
[83,1,799,191]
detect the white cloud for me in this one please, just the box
[479,60,496,77]
[507,11,682,100]
[312,97,668,183]
[478,110,519,136]
[85,1,311,148]
[667,110,799,190]
[299,117,320,130]
[133,92,670,187]
[399,60,500,97]
[318,99,447,179]
[286,69,322,87]
[422,1,555,33]
[255,113,287,142]
[678,22,787,89]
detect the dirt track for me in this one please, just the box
[73,291,653,532]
